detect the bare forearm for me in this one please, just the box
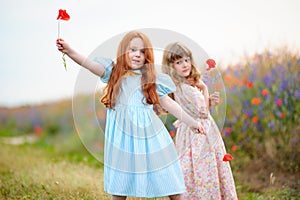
[56,39,104,77]
[194,81,209,108]
[202,87,210,109]
[160,96,198,128]
[67,49,104,77]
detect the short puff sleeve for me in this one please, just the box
[93,57,113,83]
[156,74,176,98]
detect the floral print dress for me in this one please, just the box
[174,83,238,200]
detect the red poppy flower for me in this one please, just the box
[224,74,231,83]
[56,9,70,70]
[206,59,216,71]
[169,130,176,137]
[251,97,261,105]
[224,127,232,134]
[252,116,258,123]
[231,145,238,152]
[247,82,253,88]
[57,9,70,21]
[262,89,269,97]
[223,154,234,161]
[34,125,43,136]
[275,99,282,106]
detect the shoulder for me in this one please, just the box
[156,73,176,88]
[94,57,113,82]
[156,73,176,98]
[178,83,197,91]
[156,73,173,82]
[93,57,113,68]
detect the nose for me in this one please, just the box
[135,50,141,57]
[183,60,189,67]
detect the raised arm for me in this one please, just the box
[190,79,220,108]
[192,79,210,109]
[56,38,105,77]
[160,95,205,134]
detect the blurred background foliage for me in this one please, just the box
[0,47,299,198]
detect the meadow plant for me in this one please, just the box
[220,48,300,173]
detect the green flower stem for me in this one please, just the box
[62,53,67,70]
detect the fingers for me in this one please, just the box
[56,44,64,51]
[56,39,65,51]
[209,91,220,106]
[195,127,206,135]
[199,126,206,135]
[56,38,64,42]
[212,91,220,98]
[210,98,219,106]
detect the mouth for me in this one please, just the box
[132,59,140,63]
[182,69,190,73]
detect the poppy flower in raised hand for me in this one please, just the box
[206,59,216,71]
[223,153,234,162]
[56,9,70,70]
[57,9,70,21]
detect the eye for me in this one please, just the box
[140,49,145,54]
[130,48,137,52]
[175,61,182,65]
[185,58,191,62]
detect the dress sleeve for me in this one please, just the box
[179,83,208,117]
[156,74,176,98]
[179,84,211,133]
[93,57,113,83]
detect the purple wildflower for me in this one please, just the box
[295,90,300,100]
[268,121,275,129]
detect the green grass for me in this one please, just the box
[1,142,299,200]
[0,143,174,200]
[0,143,109,200]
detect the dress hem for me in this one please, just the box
[105,189,186,198]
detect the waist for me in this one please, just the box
[115,103,153,109]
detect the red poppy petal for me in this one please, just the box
[57,9,70,20]
[57,9,63,20]
[223,153,234,161]
[62,10,70,20]
[206,59,216,68]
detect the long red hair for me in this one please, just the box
[101,31,160,109]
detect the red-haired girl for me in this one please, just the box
[56,31,205,200]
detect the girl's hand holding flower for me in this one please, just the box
[209,91,220,107]
[56,38,71,54]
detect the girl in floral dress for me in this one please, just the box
[56,31,206,200]
[162,42,238,199]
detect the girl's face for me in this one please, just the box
[173,56,191,78]
[127,37,145,69]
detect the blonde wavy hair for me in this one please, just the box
[161,42,201,86]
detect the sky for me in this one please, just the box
[0,0,299,107]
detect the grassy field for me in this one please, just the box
[0,142,109,200]
[0,139,176,200]
[0,141,299,200]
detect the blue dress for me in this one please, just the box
[94,57,186,198]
